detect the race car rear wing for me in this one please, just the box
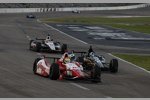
[38,54,60,62]
[73,51,87,56]
[45,56,60,62]
[35,38,45,40]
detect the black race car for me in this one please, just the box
[76,51,118,73]
[26,14,36,18]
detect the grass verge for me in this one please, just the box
[41,16,150,34]
[113,53,150,71]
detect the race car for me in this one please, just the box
[76,51,118,73]
[29,35,67,54]
[33,52,101,82]
[72,10,81,14]
[26,14,36,18]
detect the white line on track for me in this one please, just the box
[44,23,88,44]
[70,82,90,90]
[105,96,112,98]
[108,53,150,74]
[70,83,113,98]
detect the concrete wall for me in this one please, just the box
[0,4,149,13]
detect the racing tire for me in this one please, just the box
[91,64,101,83]
[49,63,60,80]
[109,59,118,73]
[35,42,41,52]
[61,44,67,54]
[33,58,41,74]
[29,40,34,50]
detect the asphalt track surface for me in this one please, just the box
[48,23,150,49]
[0,8,150,98]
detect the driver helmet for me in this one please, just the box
[63,57,70,64]
[89,52,95,57]
[46,35,51,41]
[69,53,75,61]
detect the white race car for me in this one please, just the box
[29,35,67,54]
[72,10,81,13]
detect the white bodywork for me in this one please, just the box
[65,63,83,71]
[45,41,56,50]
[31,42,36,47]
[65,63,84,77]
[36,59,50,74]
[92,56,105,68]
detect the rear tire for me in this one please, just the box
[49,63,60,80]
[29,40,34,50]
[109,59,118,73]
[61,44,67,54]
[33,58,41,74]
[35,42,41,52]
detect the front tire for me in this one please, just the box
[49,63,60,80]
[35,42,41,52]
[109,59,118,73]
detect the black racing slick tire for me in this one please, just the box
[61,44,67,54]
[29,40,34,50]
[91,64,101,83]
[33,58,41,74]
[35,42,41,52]
[109,59,118,73]
[49,63,60,80]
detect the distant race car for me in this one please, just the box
[26,14,36,18]
[33,52,101,82]
[76,51,118,73]
[29,35,67,54]
[72,10,80,13]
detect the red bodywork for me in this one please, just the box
[35,57,85,79]
[56,60,84,79]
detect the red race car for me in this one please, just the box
[33,52,101,82]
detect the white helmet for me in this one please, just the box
[89,52,95,57]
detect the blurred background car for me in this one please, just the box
[26,14,36,18]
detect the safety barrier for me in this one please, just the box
[0,4,149,13]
